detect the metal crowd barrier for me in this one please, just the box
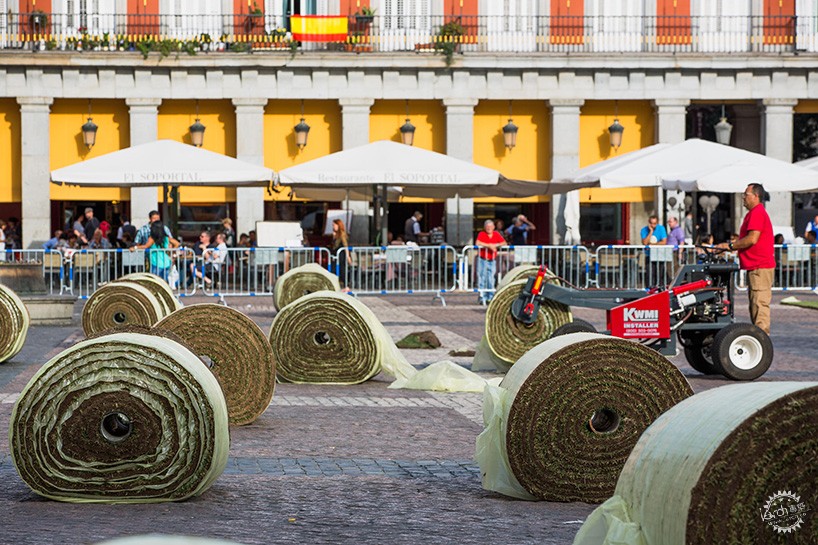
[591,245,701,290]
[770,244,817,291]
[338,245,458,298]
[458,245,592,297]
[192,246,332,298]
[11,243,818,302]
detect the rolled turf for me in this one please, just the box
[483,279,573,366]
[0,283,29,363]
[269,290,415,384]
[156,304,276,426]
[476,332,693,503]
[81,281,165,336]
[9,332,229,503]
[573,381,818,545]
[273,263,340,311]
[119,272,181,316]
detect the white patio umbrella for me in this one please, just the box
[277,140,591,243]
[561,138,818,192]
[51,140,275,226]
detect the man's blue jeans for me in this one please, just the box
[477,257,496,303]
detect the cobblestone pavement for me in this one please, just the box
[0,290,816,544]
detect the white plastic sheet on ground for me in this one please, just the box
[389,360,500,393]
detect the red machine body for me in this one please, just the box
[608,291,671,339]
[607,278,712,339]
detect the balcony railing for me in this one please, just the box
[0,13,815,55]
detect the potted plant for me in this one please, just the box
[435,18,464,67]
[270,27,288,47]
[102,32,111,51]
[199,33,212,51]
[354,6,375,25]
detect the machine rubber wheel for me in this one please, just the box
[550,319,597,338]
[680,332,718,375]
[712,323,773,381]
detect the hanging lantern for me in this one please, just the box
[400,118,416,146]
[189,118,206,147]
[82,117,98,149]
[503,118,518,150]
[714,105,733,145]
[294,118,311,150]
[608,119,624,150]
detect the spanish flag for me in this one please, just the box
[291,16,348,42]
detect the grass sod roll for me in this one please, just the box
[82,281,165,336]
[156,304,275,426]
[484,279,572,365]
[270,291,415,384]
[574,382,818,545]
[120,272,181,316]
[0,283,29,363]
[9,332,229,503]
[274,263,340,311]
[476,333,693,503]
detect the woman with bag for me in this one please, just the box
[131,220,179,282]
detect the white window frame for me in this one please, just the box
[485,0,538,52]
[796,0,817,51]
[165,0,221,40]
[591,0,644,52]
[695,0,750,52]
[61,0,116,35]
[0,0,7,47]
[380,0,433,51]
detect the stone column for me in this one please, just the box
[340,98,374,244]
[17,97,53,248]
[444,98,479,246]
[549,99,584,245]
[233,98,268,237]
[654,99,690,227]
[126,98,161,228]
[762,98,798,228]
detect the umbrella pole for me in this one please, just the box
[162,183,169,226]
[381,183,388,247]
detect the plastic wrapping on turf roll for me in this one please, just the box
[482,279,573,367]
[0,283,29,363]
[274,263,340,311]
[9,332,229,503]
[574,381,818,545]
[82,281,165,336]
[156,304,275,426]
[270,290,415,384]
[475,333,693,503]
[119,272,181,315]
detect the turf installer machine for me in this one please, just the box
[511,248,773,380]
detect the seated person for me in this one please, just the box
[88,228,111,250]
[43,230,63,251]
[187,230,214,287]
[195,232,228,286]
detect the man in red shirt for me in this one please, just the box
[719,183,775,334]
[476,219,507,305]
